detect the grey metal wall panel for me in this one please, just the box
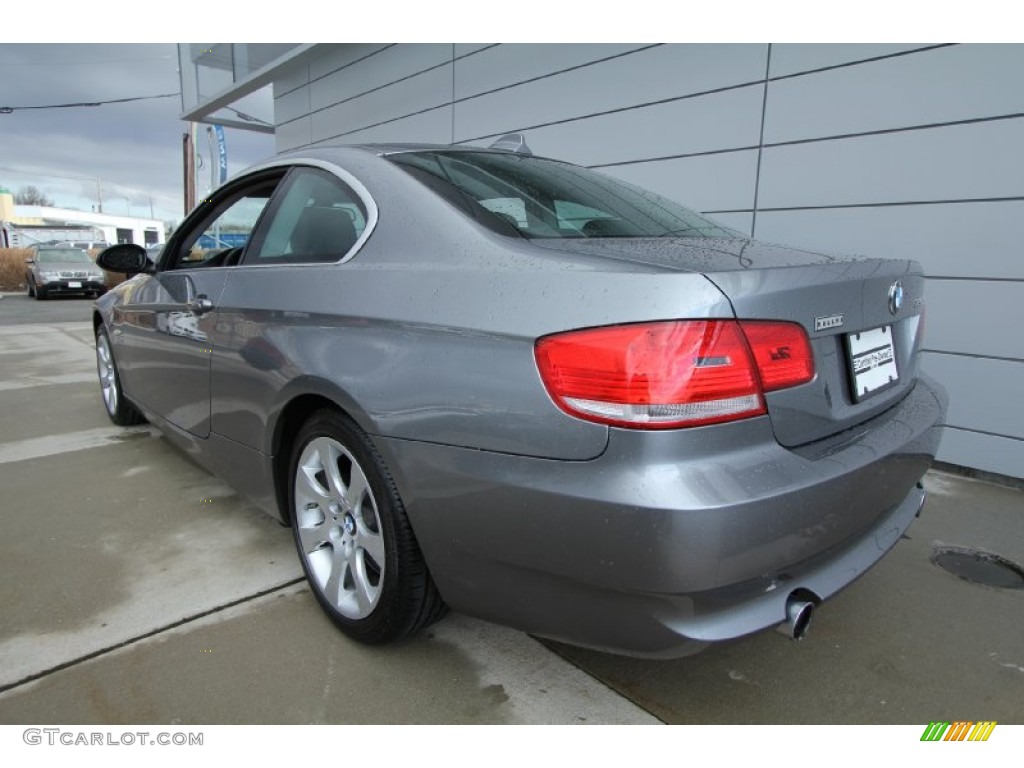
[308,43,393,82]
[920,353,1024,439]
[274,84,311,126]
[764,44,1024,144]
[455,44,767,143]
[924,280,1024,360]
[455,44,492,57]
[273,61,311,95]
[318,107,453,146]
[751,203,1024,280]
[515,85,763,168]
[265,42,1023,479]
[275,116,312,153]
[311,65,452,145]
[757,119,1024,209]
[453,43,645,100]
[602,150,759,214]
[936,427,1024,478]
[768,44,928,78]
[310,44,450,113]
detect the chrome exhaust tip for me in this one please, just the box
[776,591,819,640]
[786,599,815,640]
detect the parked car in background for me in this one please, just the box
[92,138,947,657]
[25,245,106,300]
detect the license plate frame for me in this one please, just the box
[846,325,899,402]
[67,281,82,288]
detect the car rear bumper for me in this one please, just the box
[378,372,948,657]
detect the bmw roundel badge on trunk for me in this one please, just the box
[889,280,904,315]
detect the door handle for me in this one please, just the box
[187,296,214,315]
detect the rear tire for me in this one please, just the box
[288,409,446,644]
[95,327,145,426]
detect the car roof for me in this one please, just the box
[357,142,545,156]
[265,142,572,171]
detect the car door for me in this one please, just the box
[114,169,289,437]
[208,165,374,450]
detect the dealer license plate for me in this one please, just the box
[846,325,898,401]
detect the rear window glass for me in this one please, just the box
[387,151,739,240]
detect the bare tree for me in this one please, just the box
[15,185,55,206]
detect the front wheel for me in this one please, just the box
[289,409,446,644]
[95,327,145,426]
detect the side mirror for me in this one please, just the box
[96,244,153,274]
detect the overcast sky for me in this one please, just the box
[0,44,275,224]
[0,11,1003,227]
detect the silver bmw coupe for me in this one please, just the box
[94,138,947,657]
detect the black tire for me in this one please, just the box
[95,327,146,426]
[288,409,446,644]
[35,286,47,300]
[27,280,34,298]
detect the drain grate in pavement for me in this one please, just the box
[932,546,1024,589]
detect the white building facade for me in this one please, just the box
[179,43,1024,481]
[0,190,164,248]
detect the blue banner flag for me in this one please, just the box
[215,125,227,184]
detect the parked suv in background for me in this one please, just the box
[25,246,107,300]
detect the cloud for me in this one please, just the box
[0,43,274,222]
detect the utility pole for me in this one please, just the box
[95,178,104,213]
[183,126,195,213]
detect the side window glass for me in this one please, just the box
[248,168,368,264]
[171,186,276,270]
[480,197,528,228]
[554,201,613,232]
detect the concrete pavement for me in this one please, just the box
[0,314,1020,725]
[543,469,1024,724]
[0,318,656,724]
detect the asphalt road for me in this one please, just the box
[0,303,1021,728]
[0,291,98,325]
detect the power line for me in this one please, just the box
[0,56,174,68]
[0,92,180,114]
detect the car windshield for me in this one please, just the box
[388,150,740,240]
[37,250,91,264]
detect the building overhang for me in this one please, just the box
[178,44,323,133]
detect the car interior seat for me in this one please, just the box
[289,206,359,261]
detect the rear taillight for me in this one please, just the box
[535,320,814,429]
[738,321,815,392]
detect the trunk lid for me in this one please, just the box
[704,258,924,447]
[530,236,926,447]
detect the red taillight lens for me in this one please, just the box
[738,321,815,392]
[535,320,814,429]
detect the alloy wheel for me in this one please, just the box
[96,332,118,416]
[293,436,385,619]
